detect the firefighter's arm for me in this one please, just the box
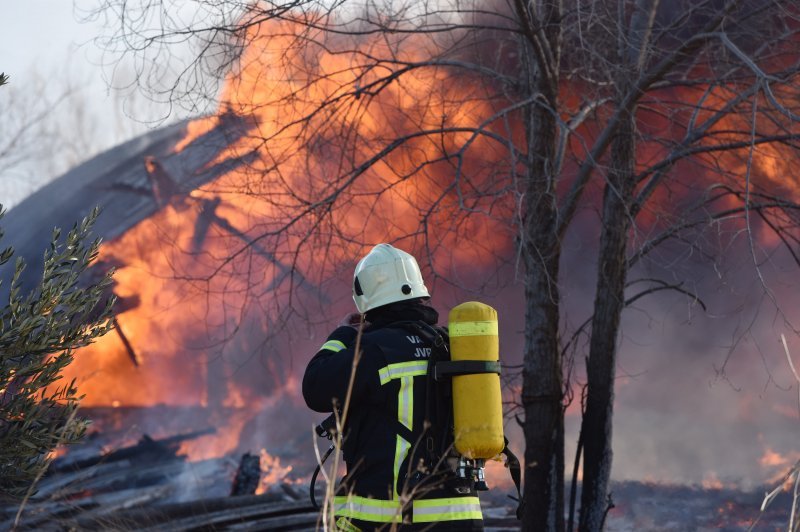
[302,326,370,413]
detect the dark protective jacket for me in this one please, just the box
[302,302,484,531]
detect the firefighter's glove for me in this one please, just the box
[338,312,364,329]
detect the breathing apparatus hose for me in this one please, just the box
[310,443,335,510]
[310,413,339,510]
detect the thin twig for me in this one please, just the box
[781,334,800,417]
[322,314,367,530]
[13,406,81,529]
[749,459,800,532]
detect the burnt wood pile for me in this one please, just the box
[0,431,319,531]
[0,430,522,531]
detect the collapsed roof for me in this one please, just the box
[2,112,254,293]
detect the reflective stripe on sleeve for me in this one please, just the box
[320,339,347,352]
[333,495,402,523]
[378,361,428,385]
[448,320,498,337]
[412,496,483,522]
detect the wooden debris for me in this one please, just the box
[50,428,215,473]
[230,453,261,496]
[1,425,518,531]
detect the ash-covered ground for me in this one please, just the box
[477,479,795,531]
[583,480,792,531]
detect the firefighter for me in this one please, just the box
[302,243,484,531]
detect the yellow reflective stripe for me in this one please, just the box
[393,376,414,498]
[333,495,402,523]
[378,363,424,499]
[412,496,483,522]
[321,339,347,352]
[335,516,362,532]
[393,434,411,499]
[398,376,413,430]
[378,361,428,385]
[413,496,481,508]
[449,320,498,337]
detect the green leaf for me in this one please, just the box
[0,206,113,498]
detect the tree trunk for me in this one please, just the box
[578,108,636,530]
[521,91,564,531]
[517,1,564,525]
[521,239,564,531]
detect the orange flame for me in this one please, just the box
[758,445,800,485]
[255,448,297,494]
[65,17,512,461]
[701,472,725,490]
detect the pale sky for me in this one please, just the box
[2,2,97,76]
[0,1,183,207]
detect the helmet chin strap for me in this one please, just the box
[353,275,364,296]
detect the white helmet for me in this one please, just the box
[352,244,430,313]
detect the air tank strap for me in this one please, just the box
[434,360,501,380]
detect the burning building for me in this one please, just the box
[0,17,521,468]
[0,108,327,459]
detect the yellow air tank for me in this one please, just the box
[448,301,504,459]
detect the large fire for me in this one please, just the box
[57,11,800,502]
[62,17,515,462]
